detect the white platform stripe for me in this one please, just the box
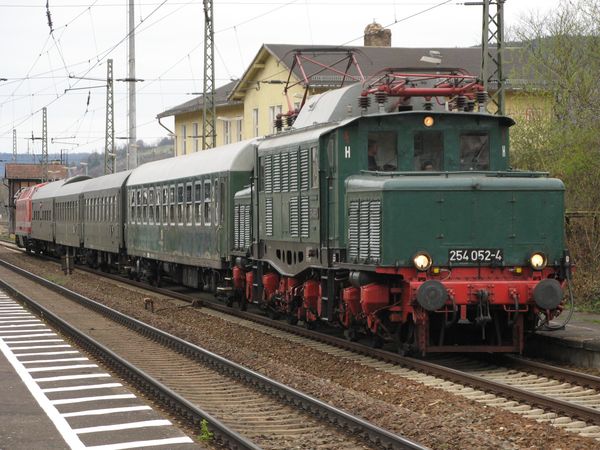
[8,339,64,344]
[84,437,194,449]
[0,319,41,323]
[11,344,72,350]
[0,329,52,334]
[2,333,57,339]
[0,338,86,448]
[73,420,172,435]
[51,394,136,405]
[0,323,45,328]
[62,406,152,417]
[17,350,79,357]
[35,373,111,382]
[23,357,89,364]
[27,364,98,372]
[42,383,122,393]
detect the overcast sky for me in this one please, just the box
[0,0,561,158]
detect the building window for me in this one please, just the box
[252,108,259,137]
[269,105,282,133]
[193,122,199,152]
[236,118,243,142]
[224,120,231,145]
[181,124,187,154]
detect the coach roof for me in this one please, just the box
[127,139,258,187]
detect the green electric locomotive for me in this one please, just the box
[231,69,569,354]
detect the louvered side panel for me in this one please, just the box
[348,201,359,260]
[300,196,309,238]
[264,155,273,193]
[273,154,281,193]
[289,197,299,238]
[265,197,273,237]
[234,205,240,249]
[358,200,370,261]
[300,149,309,191]
[280,152,289,192]
[243,205,251,248]
[289,151,299,191]
[368,200,381,262]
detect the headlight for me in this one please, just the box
[530,252,547,270]
[413,252,432,271]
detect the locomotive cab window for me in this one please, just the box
[460,133,490,170]
[414,131,444,171]
[367,131,397,171]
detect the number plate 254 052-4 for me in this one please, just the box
[448,248,503,264]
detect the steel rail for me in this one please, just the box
[0,270,260,450]
[5,243,600,426]
[71,265,600,426]
[0,257,426,450]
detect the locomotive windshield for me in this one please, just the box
[460,133,490,170]
[367,131,397,171]
[414,131,444,170]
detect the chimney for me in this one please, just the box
[364,22,391,47]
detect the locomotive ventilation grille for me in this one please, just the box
[265,197,274,236]
[289,196,310,239]
[234,204,252,249]
[263,149,309,194]
[348,199,381,263]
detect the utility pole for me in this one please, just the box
[41,107,48,182]
[12,129,16,161]
[202,0,216,149]
[105,59,116,174]
[478,0,505,115]
[128,0,137,168]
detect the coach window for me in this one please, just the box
[129,192,135,224]
[460,133,489,171]
[177,184,184,224]
[148,188,155,224]
[154,190,160,223]
[204,179,212,226]
[161,187,167,224]
[169,186,175,225]
[220,181,225,224]
[414,131,444,171]
[194,182,202,226]
[214,179,220,226]
[186,183,192,225]
[136,190,141,224]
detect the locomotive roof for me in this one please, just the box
[127,139,258,186]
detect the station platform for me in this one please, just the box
[526,310,600,368]
[0,293,200,449]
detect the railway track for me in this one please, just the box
[0,255,425,450]
[3,242,600,441]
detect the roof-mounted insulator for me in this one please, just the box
[465,100,475,112]
[456,95,467,111]
[286,115,295,127]
[274,115,283,133]
[477,91,488,112]
[423,101,433,111]
[374,91,387,113]
[358,95,371,111]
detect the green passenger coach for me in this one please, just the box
[126,140,256,289]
